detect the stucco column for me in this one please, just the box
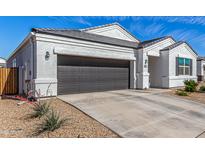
[34,41,58,97]
[130,60,136,89]
[136,50,150,89]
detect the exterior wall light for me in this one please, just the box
[144,59,148,68]
[45,51,50,60]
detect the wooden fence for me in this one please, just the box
[0,68,18,95]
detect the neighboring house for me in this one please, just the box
[197,57,205,81]
[7,23,198,97]
[0,57,6,67]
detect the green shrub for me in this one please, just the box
[175,90,188,96]
[29,102,50,119]
[184,80,198,92]
[199,86,205,92]
[35,109,67,135]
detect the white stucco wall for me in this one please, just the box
[136,49,149,89]
[0,58,6,67]
[197,60,205,81]
[0,58,6,64]
[144,38,175,57]
[137,38,175,89]
[7,39,35,94]
[35,33,137,96]
[167,44,197,88]
[197,60,205,76]
[197,60,202,75]
[145,41,197,89]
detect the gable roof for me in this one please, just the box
[0,57,6,64]
[82,22,140,42]
[32,28,139,49]
[197,56,205,61]
[0,57,6,61]
[160,41,184,51]
[138,36,175,48]
[160,41,198,55]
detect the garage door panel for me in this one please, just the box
[57,59,129,95]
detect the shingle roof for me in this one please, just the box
[138,36,175,48]
[32,28,139,49]
[160,41,198,55]
[81,22,140,42]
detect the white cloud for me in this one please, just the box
[129,22,166,37]
[168,28,205,51]
[48,16,92,26]
[168,29,198,41]
[190,34,205,49]
[148,16,205,26]
[74,17,92,26]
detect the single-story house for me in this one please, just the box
[0,57,6,67]
[7,23,198,97]
[197,57,205,81]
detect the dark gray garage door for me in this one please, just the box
[57,56,129,95]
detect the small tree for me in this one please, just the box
[184,80,198,92]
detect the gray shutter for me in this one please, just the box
[190,59,193,76]
[176,57,179,76]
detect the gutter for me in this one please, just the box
[32,28,139,50]
[7,32,35,62]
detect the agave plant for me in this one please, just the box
[35,109,67,135]
[29,102,50,119]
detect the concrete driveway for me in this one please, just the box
[58,90,205,138]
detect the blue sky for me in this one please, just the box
[0,16,205,59]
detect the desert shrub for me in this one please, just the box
[35,109,67,135]
[199,86,205,92]
[29,102,50,119]
[175,90,188,96]
[184,80,198,92]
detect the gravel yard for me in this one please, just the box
[0,98,119,138]
[166,82,205,104]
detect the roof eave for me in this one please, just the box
[0,57,7,60]
[160,42,198,56]
[184,42,198,56]
[139,36,175,49]
[7,32,34,61]
[34,29,139,50]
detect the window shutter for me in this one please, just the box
[176,57,179,76]
[190,59,193,76]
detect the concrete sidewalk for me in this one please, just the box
[58,90,205,138]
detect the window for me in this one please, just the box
[177,57,192,76]
[12,58,16,67]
